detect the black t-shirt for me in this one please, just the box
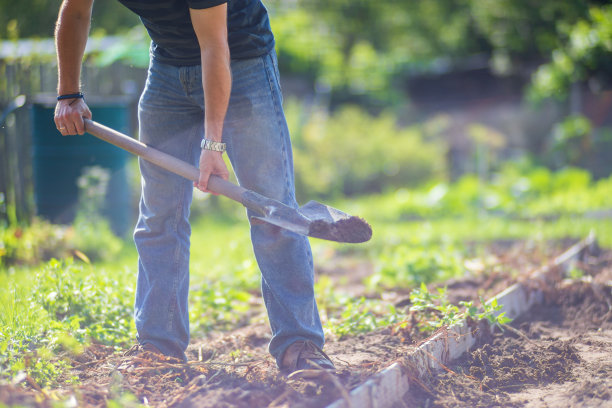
[117,0,275,66]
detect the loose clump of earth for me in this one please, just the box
[2,242,611,407]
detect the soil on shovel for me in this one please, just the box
[2,242,611,408]
[308,216,372,243]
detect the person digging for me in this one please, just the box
[54,0,335,377]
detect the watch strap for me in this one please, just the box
[201,138,226,152]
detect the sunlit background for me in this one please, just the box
[1,1,612,229]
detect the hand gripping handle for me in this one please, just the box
[83,119,246,203]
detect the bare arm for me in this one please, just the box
[54,0,94,135]
[190,4,232,193]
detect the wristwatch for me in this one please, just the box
[201,138,226,152]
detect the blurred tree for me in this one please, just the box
[269,0,604,100]
[3,0,610,103]
[0,0,139,39]
[530,5,612,100]
[467,0,590,63]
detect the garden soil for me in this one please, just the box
[404,280,612,408]
[1,242,611,408]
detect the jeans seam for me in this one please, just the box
[268,52,282,94]
[166,136,194,333]
[166,182,183,333]
[262,54,292,200]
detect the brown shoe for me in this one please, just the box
[280,340,335,378]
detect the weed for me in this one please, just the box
[33,258,134,346]
[325,296,406,339]
[568,267,585,279]
[408,284,512,333]
[478,297,513,331]
[0,167,124,268]
[189,280,253,336]
[409,283,463,332]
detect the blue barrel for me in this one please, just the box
[31,95,133,235]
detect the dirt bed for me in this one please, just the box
[2,242,611,408]
[405,255,612,407]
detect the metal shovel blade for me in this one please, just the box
[247,191,372,243]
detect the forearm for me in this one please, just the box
[201,43,231,142]
[189,3,231,193]
[55,0,93,94]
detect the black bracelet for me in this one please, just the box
[57,92,84,101]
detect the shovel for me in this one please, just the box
[83,120,372,243]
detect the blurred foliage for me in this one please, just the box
[530,5,612,100]
[270,0,481,100]
[90,25,151,68]
[0,167,122,267]
[0,0,139,39]
[0,216,121,267]
[268,0,602,100]
[550,114,593,165]
[348,161,612,222]
[286,100,448,199]
[369,242,465,289]
[0,219,73,267]
[72,167,122,261]
[3,0,607,102]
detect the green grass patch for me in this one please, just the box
[0,258,134,386]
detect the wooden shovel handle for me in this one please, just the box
[83,119,246,203]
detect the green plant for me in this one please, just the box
[33,258,135,346]
[568,267,585,279]
[409,283,463,332]
[479,297,513,331]
[460,297,512,331]
[344,162,612,223]
[1,258,136,387]
[408,284,513,333]
[189,280,253,336]
[0,284,65,387]
[324,296,406,339]
[71,216,122,263]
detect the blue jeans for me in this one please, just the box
[133,50,324,364]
